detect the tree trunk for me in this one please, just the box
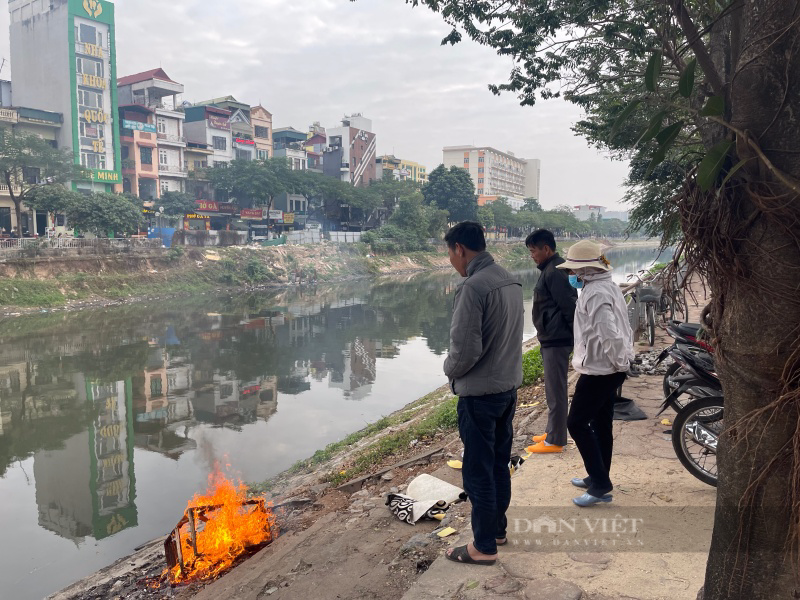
[13,197,23,238]
[703,0,800,597]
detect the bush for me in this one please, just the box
[245,257,270,283]
[167,245,184,262]
[522,347,544,386]
[218,230,239,247]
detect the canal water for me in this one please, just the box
[0,244,668,599]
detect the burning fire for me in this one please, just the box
[166,466,276,584]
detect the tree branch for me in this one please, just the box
[667,0,726,95]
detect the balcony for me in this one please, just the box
[158,164,189,176]
[157,132,187,145]
[121,159,136,172]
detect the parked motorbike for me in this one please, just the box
[655,320,715,401]
[658,342,721,414]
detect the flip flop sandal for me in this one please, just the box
[445,544,497,566]
[496,537,508,546]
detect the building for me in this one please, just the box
[443,145,541,209]
[0,105,64,234]
[195,96,256,161]
[323,114,377,187]
[9,0,121,192]
[184,105,233,167]
[573,204,606,221]
[305,122,327,172]
[117,68,187,198]
[251,105,273,160]
[604,210,629,222]
[376,155,427,183]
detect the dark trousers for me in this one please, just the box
[541,345,572,446]
[567,372,626,497]
[457,389,517,555]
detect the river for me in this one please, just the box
[0,243,669,600]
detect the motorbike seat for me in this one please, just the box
[675,322,702,338]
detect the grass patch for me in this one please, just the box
[0,280,65,307]
[522,346,544,387]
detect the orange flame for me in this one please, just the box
[167,465,276,584]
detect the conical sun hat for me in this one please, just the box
[556,240,612,271]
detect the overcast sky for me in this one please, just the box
[0,0,631,210]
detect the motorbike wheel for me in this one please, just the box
[647,303,656,346]
[672,397,724,487]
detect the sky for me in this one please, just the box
[0,0,632,210]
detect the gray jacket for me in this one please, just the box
[444,252,524,397]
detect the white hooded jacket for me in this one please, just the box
[572,270,634,375]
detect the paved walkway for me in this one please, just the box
[402,304,716,600]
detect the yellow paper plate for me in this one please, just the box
[437,527,457,538]
[447,460,463,469]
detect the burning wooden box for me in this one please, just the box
[163,471,276,584]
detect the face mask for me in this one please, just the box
[568,274,584,289]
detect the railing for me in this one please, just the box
[121,159,136,170]
[157,133,187,143]
[0,183,21,194]
[0,237,163,253]
[158,164,189,174]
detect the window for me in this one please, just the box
[157,118,166,134]
[140,147,153,165]
[212,136,227,151]
[478,156,484,163]
[257,149,269,160]
[78,88,103,109]
[79,121,104,141]
[121,145,129,160]
[160,179,170,194]
[0,207,11,235]
[478,178,484,184]
[79,23,97,44]
[80,152,106,170]
[76,57,103,77]
[478,167,484,174]
[159,149,168,165]
[254,126,269,139]
[235,148,252,160]
[464,157,469,164]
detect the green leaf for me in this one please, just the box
[715,157,751,197]
[609,99,641,142]
[701,96,725,117]
[645,146,668,178]
[645,51,662,92]
[697,140,733,191]
[655,121,684,149]
[636,111,667,145]
[679,59,697,98]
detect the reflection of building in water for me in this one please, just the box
[33,376,137,542]
[329,338,377,400]
[256,376,278,421]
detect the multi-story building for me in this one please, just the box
[323,114,377,187]
[184,105,233,167]
[573,204,606,221]
[305,122,327,172]
[195,96,256,161]
[376,155,427,184]
[443,145,541,210]
[9,0,121,192]
[251,105,273,160]
[0,105,64,234]
[117,68,187,198]
[273,127,308,170]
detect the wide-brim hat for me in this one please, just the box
[556,240,612,271]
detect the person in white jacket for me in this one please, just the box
[556,240,634,507]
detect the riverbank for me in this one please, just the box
[0,241,521,314]
[0,237,643,313]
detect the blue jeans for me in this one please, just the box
[457,389,517,555]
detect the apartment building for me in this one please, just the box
[184,105,233,167]
[9,0,121,192]
[117,68,187,198]
[323,114,377,187]
[195,96,256,161]
[251,105,272,160]
[443,145,541,210]
[0,106,63,234]
[377,155,427,183]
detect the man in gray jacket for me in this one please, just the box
[443,222,524,567]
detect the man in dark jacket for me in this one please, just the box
[526,229,578,453]
[443,221,524,567]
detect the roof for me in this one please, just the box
[195,96,249,110]
[118,68,176,87]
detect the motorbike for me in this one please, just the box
[658,342,721,414]
[655,320,715,401]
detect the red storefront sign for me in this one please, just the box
[240,208,265,219]
[195,200,219,212]
[234,138,255,145]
